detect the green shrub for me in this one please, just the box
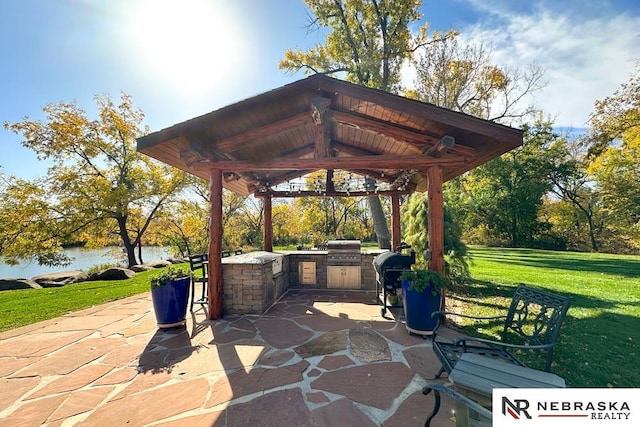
[150,266,191,290]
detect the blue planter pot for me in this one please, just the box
[401,279,442,336]
[151,276,190,328]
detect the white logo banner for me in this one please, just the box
[493,388,640,426]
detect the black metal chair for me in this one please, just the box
[432,284,572,377]
[422,382,492,426]
[188,253,208,312]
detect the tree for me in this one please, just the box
[547,138,602,251]
[4,93,189,267]
[411,37,544,124]
[272,201,304,246]
[298,195,362,240]
[586,65,640,157]
[152,178,249,256]
[280,0,455,92]
[406,33,545,256]
[280,0,457,249]
[584,66,640,249]
[402,191,469,283]
[465,119,563,247]
[0,171,73,266]
[588,138,640,248]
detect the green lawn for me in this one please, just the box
[0,267,179,333]
[458,246,640,387]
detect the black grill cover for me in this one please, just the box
[372,251,414,274]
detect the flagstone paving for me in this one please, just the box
[0,289,459,426]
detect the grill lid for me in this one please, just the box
[327,240,361,265]
[327,240,361,252]
[372,251,414,274]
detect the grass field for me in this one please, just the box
[1,248,638,387]
[461,246,640,387]
[0,267,179,333]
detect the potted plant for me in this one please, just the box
[399,269,450,336]
[150,265,191,329]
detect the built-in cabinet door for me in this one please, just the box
[299,262,316,285]
[342,266,360,288]
[327,266,361,288]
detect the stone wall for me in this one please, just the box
[286,252,327,289]
[221,252,288,315]
[360,253,379,291]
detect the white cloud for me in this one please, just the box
[460,1,640,127]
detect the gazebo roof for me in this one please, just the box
[137,74,522,196]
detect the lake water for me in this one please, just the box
[0,246,173,279]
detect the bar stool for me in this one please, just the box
[188,253,208,312]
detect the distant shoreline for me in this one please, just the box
[0,246,171,280]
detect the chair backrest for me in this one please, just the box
[502,285,571,369]
[188,253,208,276]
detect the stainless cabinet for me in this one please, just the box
[299,262,316,285]
[327,266,361,289]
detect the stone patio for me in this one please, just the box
[0,289,460,426]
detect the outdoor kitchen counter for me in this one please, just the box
[283,250,383,291]
[218,250,386,315]
[220,251,287,315]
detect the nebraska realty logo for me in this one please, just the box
[492,388,639,426]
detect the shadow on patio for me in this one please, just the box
[136,290,457,426]
[0,290,457,426]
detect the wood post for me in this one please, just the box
[264,196,273,252]
[208,168,223,320]
[391,194,401,251]
[427,165,445,312]
[427,166,444,274]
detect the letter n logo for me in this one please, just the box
[502,397,532,419]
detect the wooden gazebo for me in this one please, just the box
[137,74,522,320]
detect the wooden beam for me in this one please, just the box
[311,97,332,159]
[215,113,310,152]
[208,168,224,320]
[308,76,523,145]
[191,154,466,172]
[331,141,380,157]
[332,110,477,157]
[332,110,437,148]
[264,196,273,252]
[314,123,331,159]
[326,169,335,193]
[255,188,412,198]
[348,168,394,184]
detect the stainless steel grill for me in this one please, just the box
[326,240,361,265]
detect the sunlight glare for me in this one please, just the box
[132,0,239,94]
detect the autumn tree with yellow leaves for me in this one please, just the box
[3,94,190,267]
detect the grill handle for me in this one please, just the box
[395,241,411,252]
[394,242,416,265]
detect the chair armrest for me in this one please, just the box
[431,311,507,321]
[422,382,492,426]
[454,336,556,351]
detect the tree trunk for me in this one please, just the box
[368,196,391,249]
[587,216,599,251]
[116,216,138,267]
[364,178,390,249]
[510,213,518,247]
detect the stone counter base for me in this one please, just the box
[219,251,382,315]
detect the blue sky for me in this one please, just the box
[1,0,639,180]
